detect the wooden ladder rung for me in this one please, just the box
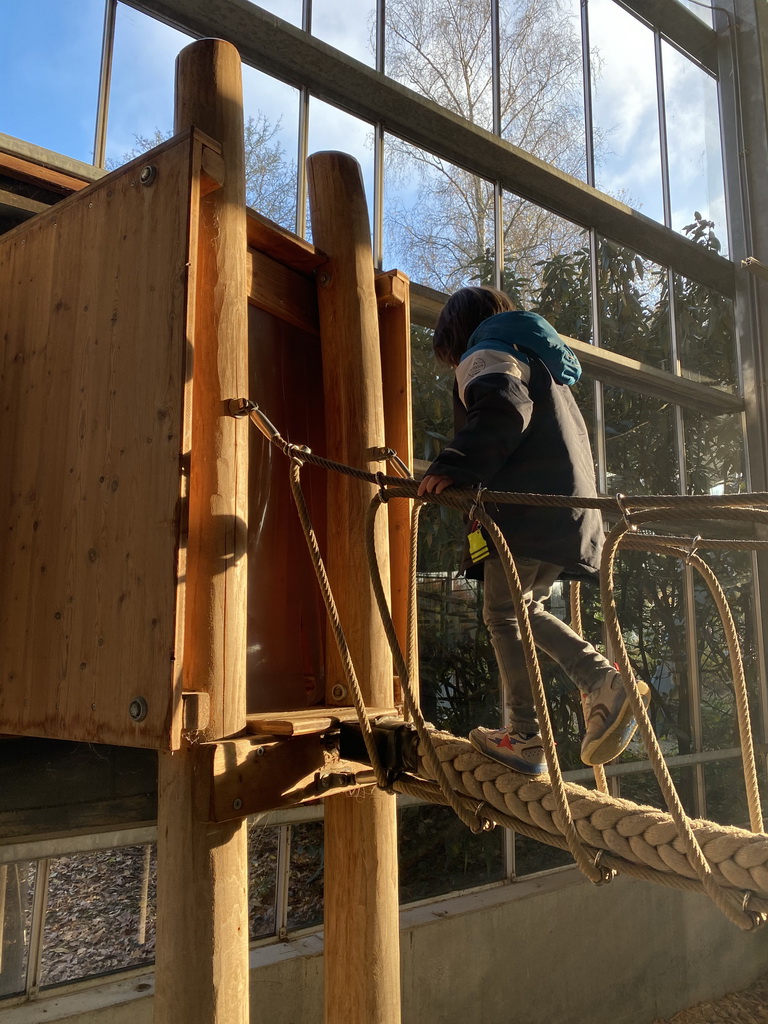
[245,706,397,737]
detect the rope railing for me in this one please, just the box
[236,398,768,929]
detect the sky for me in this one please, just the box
[0,0,727,252]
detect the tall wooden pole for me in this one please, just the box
[307,152,402,1024]
[154,39,249,1024]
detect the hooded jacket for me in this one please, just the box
[426,311,603,581]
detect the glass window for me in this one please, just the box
[106,5,192,166]
[384,136,495,290]
[684,410,745,496]
[0,861,36,998]
[1,0,104,162]
[312,0,377,67]
[248,824,278,940]
[242,67,300,230]
[385,0,494,131]
[398,805,504,903]
[619,766,697,816]
[287,823,324,931]
[704,759,766,827]
[39,846,155,987]
[663,42,727,254]
[588,0,663,222]
[603,388,680,495]
[515,834,572,876]
[598,239,670,369]
[675,274,737,392]
[609,550,690,759]
[681,1,713,27]
[307,99,375,238]
[502,194,590,334]
[254,0,302,26]
[499,0,586,175]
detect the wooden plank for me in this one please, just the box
[308,151,401,1024]
[377,269,416,707]
[0,134,201,749]
[246,705,396,736]
[246,206,325,273]
[0,151,91,196]
[0,189,49,218]
[246,304,327,713]
[247,247,319,333]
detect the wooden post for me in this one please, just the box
[307,152,402,1024]
[154,39,249,1024]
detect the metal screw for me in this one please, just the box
[129,696,148,721]
[331,683,348,702]
[255,746,265,756]
[139,165,157,186]
[233,798,243,810]
[317,270,332,287]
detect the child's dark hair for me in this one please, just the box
[433,286,517,366]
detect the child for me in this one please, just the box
[417,286,650,775]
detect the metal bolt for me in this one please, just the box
[317,270,332,287]
[233,798,243,810]
[129,696,148,722]
[331,683,348,702]
[139,165,157,187]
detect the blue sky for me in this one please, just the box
[1,0,726,250]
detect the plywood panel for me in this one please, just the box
[246,304,327,712]
[0,135,198,748]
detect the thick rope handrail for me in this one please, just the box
[569,580,610,797]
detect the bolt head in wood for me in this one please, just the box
[129,696,148,721]
[139,165,157,186]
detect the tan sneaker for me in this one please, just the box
[581,670,651,766]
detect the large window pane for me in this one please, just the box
[253,0,302,26]
[611,551,690,759]
[398,805,504,904]
[248,824,278,940]
[598,239,670,368]
[1,0,103,163]
[287,823,324,931]
[515,835,572,876]
[619,766,697,816]
[106,5,192,166]
[0,861,36,999]
[663,42,727,253]
[684,410,745,496]
[385,0,494,131]
[502,195,589,328]
[675,275,737,393]
[704,758,767,828]
[384,137,494,290]
[588,0,663,222]
[603,388,680,495]
[499,0,586,176]
[312,0,376,67]
[40,846,155,987]
[307,100,375,237]
[242,67,300,230]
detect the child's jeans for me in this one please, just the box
[482,554,613,735]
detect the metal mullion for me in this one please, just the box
[372,0,385,268]
[25,858,50,997]
[93,0,118,168]
[581,0,596,187]
[274,825,292,940]
[655,29,673,231]
[683,561,707,817]
[296,86,310,239]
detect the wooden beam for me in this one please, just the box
[245,206,324,272]
[131,0,734,296]
[246,247,319,333]
[0,151,91,195]
[0,189,49,219]
[308,151,402,1024]
[154,39,249,1024]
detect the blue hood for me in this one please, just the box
[463,311,582,386]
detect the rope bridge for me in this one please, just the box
[234,398,768,932]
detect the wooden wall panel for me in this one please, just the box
[0,137,196,748]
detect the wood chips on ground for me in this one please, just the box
[652,974,768,1024]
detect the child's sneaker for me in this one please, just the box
[580,670,651,766]
[469,727,547,775]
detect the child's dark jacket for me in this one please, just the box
[425,311,604,582]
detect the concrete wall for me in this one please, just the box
[6,870,768,1024]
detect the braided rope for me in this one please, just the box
[569,580,610,797]
[241,403,768,927]
[391,733,768,920]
